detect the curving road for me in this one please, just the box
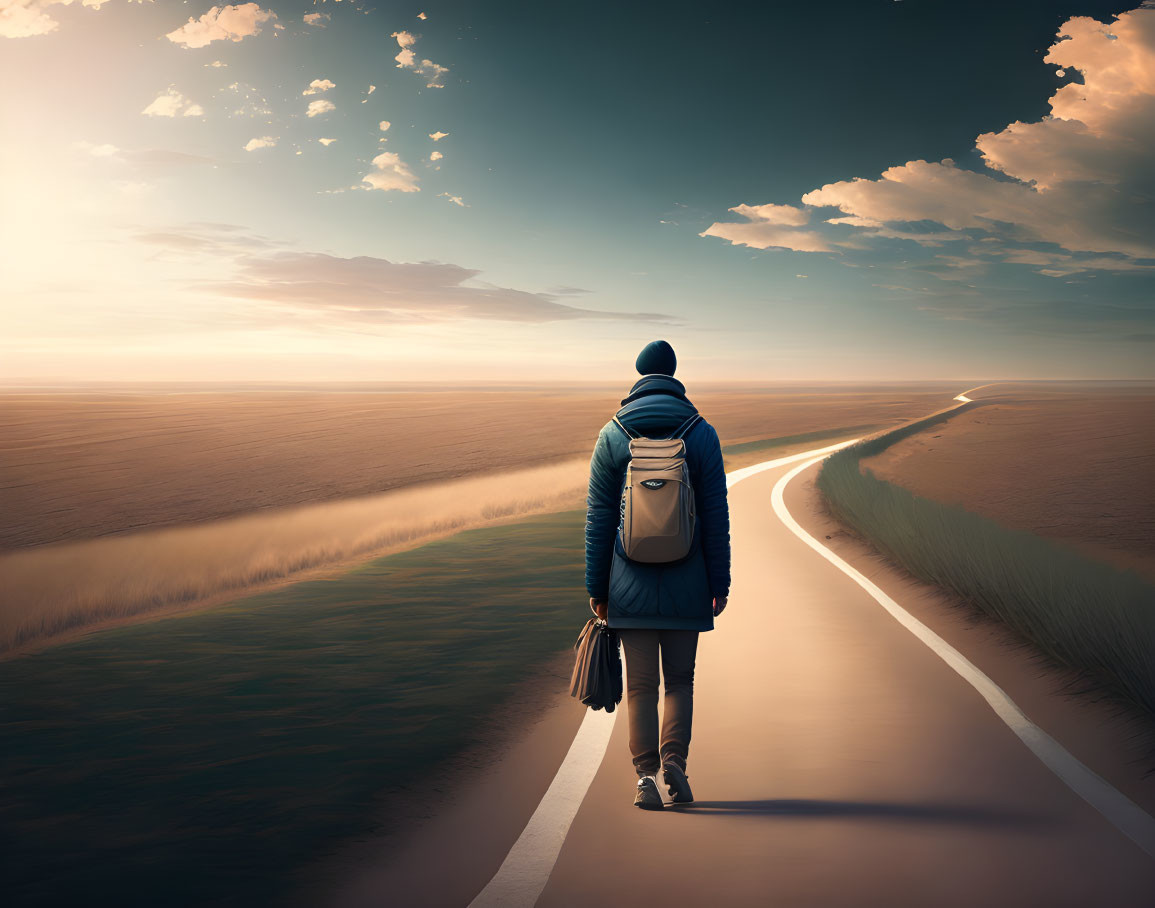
[457,388,1155,907]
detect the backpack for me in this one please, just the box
[612,414,702,563]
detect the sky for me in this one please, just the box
[1,0,1153,383]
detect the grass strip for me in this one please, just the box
[0,510,587,908]
[816,406,1155,716]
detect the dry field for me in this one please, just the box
[860,383,1155,585]
[0,384,953,550]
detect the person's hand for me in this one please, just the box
[712,596,728,617]
[590,597,608,621]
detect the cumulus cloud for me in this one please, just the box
[318,137,337,146]
[439,192,466,207]
[0,0,136,38]
[306,98,335,118]
[205,60,227,68]
[429,130,448,141]
[378,120,391,131]
[244,136,276,151]
[302,11,328,27]
[205,251,674,324]
[703,6,1155,267]
[430,150,443,161]
[362,84,376,103]
[302,78,335,96]
[361,151,419,193]
[142,87,205,118]
[391,29,450,87]
[166,3,276,48]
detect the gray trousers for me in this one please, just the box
[617,629,700,777]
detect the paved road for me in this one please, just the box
[511,453,1155,906]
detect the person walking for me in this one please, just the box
[585,340,731,810]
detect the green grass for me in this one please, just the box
[0,510,587,908]
[816,407,1155,716]
[721,423,881,469]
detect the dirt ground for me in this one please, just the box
[0,383,953,549]
[860,383,1155,585]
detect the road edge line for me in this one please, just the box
[773,454,1155,859]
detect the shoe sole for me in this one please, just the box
[635,779,664,810]
[662,763,694,803]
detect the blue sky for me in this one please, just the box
[1,0,1152,382]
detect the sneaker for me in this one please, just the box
[662,761,694,804]
[634,775,663,810]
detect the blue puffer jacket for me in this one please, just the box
[584,375,731,632]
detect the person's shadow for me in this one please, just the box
[667,798,1046,827]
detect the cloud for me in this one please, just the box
[78,140,119,157]
[439,192,466,207]
[362,84,376,103]
[166,3,276,49]
[318,137,337,146]
[699,204,833,252]
[302,11,328,27]
[391,29,449,87]
[703,6,1155,268]
[244,136,276,151]
[204,251,674,324]
[430,150,443,161]
[361,151,419,193]
[302,78,335,96]
[142,87,205,118]
[429,130,448,141]
[306,98,335,118]
[378,120,391,131]
[0,0,131,38]
[133,222,279,256]
[205,60,227,68]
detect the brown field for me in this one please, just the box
[0,383,954,550]
[860,383,1155,584]
[0,382,955,653]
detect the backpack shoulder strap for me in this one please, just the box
[669,414,702,440]
[612,416,638,440]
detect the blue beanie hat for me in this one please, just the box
[635,340,676,376]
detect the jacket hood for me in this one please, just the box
[619,374,688,405]
[615,374,698,438]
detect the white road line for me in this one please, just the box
[467,439,863,908]
[772,454,1155,859]
[467,706,616,908]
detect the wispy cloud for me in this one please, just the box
[166,3,277,49]
[302,11,328,28]
[203,251,675,324]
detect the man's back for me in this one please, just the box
[584,371,730,630]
